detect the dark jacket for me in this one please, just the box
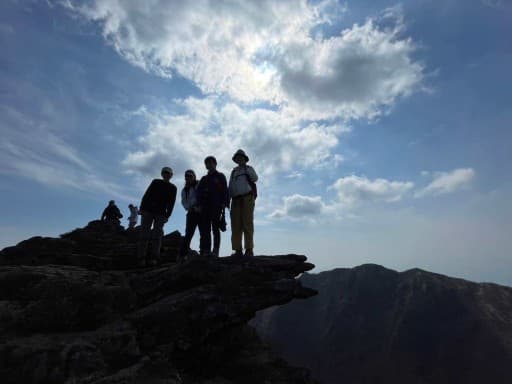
[197,171,229,209]
[140,179,177,219]
[102,204,123,221]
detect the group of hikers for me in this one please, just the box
[101,149,258,266]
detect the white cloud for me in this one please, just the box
[331,175,414,206]
[0,105,134,201]
[415,168,475,197]
[270,194,326,219]
[268,174,414,220]
[66,0,424,119]
[122,97,343,178]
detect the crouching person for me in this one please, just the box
[137,167,177,267]
[229,149,258,258]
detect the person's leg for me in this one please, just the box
[150,214,166,262]
[199,210,212,255]
[230,198,243,252]
[242,194,255,256]
[137,212,153,263]
[211,207,221,257]
[181,212,194,256]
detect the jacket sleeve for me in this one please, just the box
[101,208,107,221]
[247,166,258,182]
[140,180,156,211]
[221,173,229,206]
[181,188,187,211]
[165,184,178,219]
[197,177,206,206]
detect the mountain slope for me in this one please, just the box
[253,264,512,384]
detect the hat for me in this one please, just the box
[161,166,173,175]
[204,156,217,165]
[232,149,249,162]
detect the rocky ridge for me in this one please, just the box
[0,221,317,384]
[253,264,512,384]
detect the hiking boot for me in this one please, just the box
[230,250,243,258]
[244,249,254,258]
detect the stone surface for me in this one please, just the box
[253,264,512,384]
[0,222,317,384]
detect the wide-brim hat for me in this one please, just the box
[232,149,249,162]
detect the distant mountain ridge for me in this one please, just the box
[253,264,512,384]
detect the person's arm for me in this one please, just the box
[165,184,178,220]
[221,173,229,207]
[181,188,188,211]
[247,166,258,183]
[196,177,206,206]
[115,207,123,219]
[140,180,156,211]
[101,208,107,221]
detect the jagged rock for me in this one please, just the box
[0,223,318,384]
[253,264,512,384]
[0,221,183,269]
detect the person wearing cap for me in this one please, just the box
[136,166,177,266]
[101,200,123,223]
[127,204,139,229]
[228,149,258,258]
[197,156,229,258]
[179,169,200,261]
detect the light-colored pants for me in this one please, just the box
[137,211,166,260]
[230,194,255,251]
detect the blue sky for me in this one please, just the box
[1,0,511,284]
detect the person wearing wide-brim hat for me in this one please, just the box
[228,149,258,258]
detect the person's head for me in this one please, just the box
[184,169,196,184]
[161,166,173,182]
[128,204,134,208]
[232,149,249,166]
[204,156,217,172]
[109,200,115,205]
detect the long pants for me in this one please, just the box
[137,211,166,260]
[180,210,200,256]
[199,207,222,253]
[230,194,255,251]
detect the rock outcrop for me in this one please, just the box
[0,221,317,384]
[252,264,512,384]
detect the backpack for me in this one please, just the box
[231,169,258,199]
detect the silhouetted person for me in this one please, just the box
[101,200,123,223]
[228,149,258,258]
[128,204,139,229]
[137,167,177,266]
[179,170,200,261]
[197,156,229,258]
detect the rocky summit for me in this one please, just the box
[0,221,317,384]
